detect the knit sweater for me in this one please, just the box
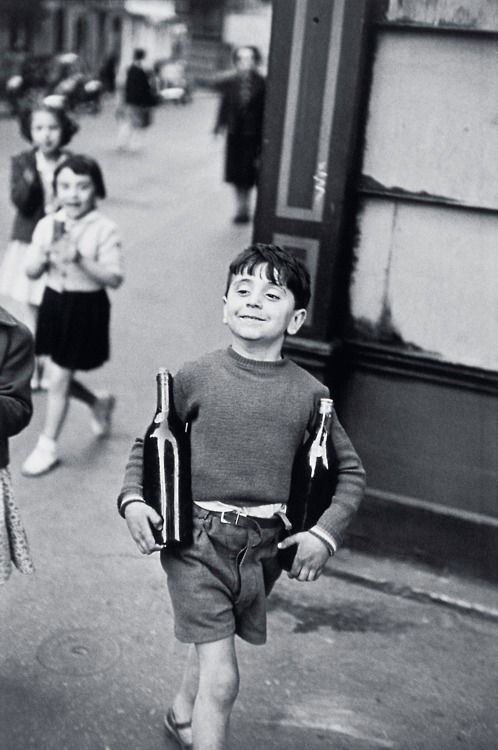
[118,347,365,545]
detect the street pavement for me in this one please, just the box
[1,95,497,750]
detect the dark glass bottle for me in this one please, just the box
[142,368,192,547]
[278,398,338,570]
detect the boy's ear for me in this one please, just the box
[286,308,307,336]
[222,295,228,324]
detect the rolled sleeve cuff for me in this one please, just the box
[309,525,338,556]
[117,492,145,518]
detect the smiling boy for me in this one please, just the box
[118,244,365,750]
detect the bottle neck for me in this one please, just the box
[155,370,171,416]
[315,411,332,440]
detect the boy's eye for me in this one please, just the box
[266,292,281,300]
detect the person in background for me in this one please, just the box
[0,101,78,389]
[99,51,119,93]
[117,48,158,152]
[213,46,266,224]
[22,155,124,477]
[117,244,365,750]
[0,305,35,583]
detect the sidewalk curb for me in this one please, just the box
[326,568,498,625]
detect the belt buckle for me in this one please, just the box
[220,510,240,525]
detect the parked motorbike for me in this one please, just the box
[154,59,193,105]
[5,53,103,116]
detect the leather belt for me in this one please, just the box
[211,509,283,530]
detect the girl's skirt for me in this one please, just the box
[36,287,110,371]
[0,240,46,307]
[225,134,261,188]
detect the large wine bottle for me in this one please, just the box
[278,397,338,571]
[142,368,192,547]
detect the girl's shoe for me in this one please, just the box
[22,436,59,477]
[164,707,193,749]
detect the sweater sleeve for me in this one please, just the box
[116,370,190,514]
[313,410,366,546]
[0,321,34,439]
[95,221,124,287]
[116,438,144,513]
[10,153,43,216]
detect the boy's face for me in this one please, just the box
[223,263,307,357]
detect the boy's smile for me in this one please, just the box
[223,264,307,360]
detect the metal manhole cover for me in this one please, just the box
[37,628,120,675]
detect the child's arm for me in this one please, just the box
[10,154,43,216]
[25,218,51,279]
[0,318,34,439]
[117,438,164,555]
[76,223,123,289]
[278,409,366,582]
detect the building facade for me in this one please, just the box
[0,0,124,81]
[254,0,498,580]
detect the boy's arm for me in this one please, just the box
[117,438,145,514]
[117,438,164,554]
[312,412,366,546]
[278,409,366,582]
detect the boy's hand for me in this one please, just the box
[278,531,330,581]
[124,502,164,555]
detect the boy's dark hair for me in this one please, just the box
[19,102,79,146]
[54,154,106,199]
[226,243,311,310]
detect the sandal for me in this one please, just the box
[164,707,193,749]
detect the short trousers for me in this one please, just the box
[160,505,283,645]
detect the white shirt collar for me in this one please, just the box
[54,207,100,227]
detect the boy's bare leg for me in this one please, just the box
[193,635,239,750]
[170,644,198,744]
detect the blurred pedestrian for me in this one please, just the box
[0,305,35,583]
[0,101,78,389]
[99,51,119,93]
[22,155,124,478]
[213,46,266,224]
[117,48,158,152]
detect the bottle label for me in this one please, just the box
[309,437,328,476]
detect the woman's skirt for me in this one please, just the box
[36,287,110,371]
[0,240,46,307]
[0,467,34,583]
[225,134,261,188]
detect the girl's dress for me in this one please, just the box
[214,70,266,188]
[26,207,123,371]
[0,149,68,307]
[0,468,34,582]
[0,305,34,582]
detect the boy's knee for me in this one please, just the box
[202,664,239,707]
